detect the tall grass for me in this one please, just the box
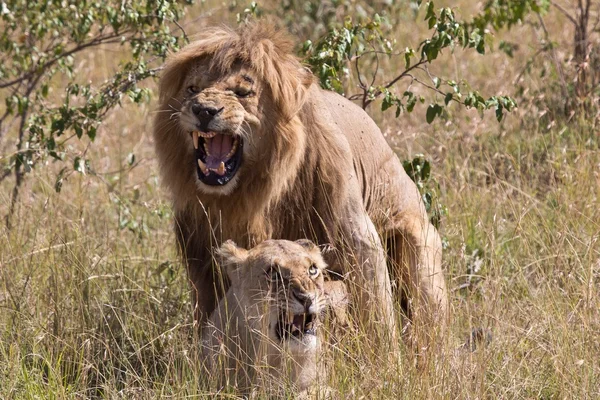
[1,1,599,398]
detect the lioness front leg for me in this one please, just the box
[342,213,397,343]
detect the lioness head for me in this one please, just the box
[217,239,327,349]
[155,24,313,197]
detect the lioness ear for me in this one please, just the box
[295,239,319,252]
[217,240,249,265]
[217,240,248,287]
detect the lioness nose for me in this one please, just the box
[191,104,222,131]
[293,290,313,311]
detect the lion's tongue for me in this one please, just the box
[205,134,233,170]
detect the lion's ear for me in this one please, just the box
[158,56,192,105]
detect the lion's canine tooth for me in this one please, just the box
[192,131,199,149]
[198,159,208,175]
[217,161,226,175]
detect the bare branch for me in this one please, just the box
[351,56,428,109]
[0,33,126,89]
[536,13,569,98]
[550,1,577,25]
[173,20,189,44]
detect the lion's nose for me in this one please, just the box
[191,104,223,131]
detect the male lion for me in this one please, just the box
[153,23,447,341]
[203,239,343,394]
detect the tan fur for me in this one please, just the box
[153,23,448,343]
[202,239,331,394]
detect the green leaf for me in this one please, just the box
[55,168,67,193]
[444,93,453,105]
[425,2,435,21]
[495,104,504,121]
[428,16,437,29]
[127,152,136,166]
[476,37,485,54]
[426,104,442,124]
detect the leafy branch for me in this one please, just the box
[0,0,191,227]
[302,2,517,122]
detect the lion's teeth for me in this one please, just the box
[217,161,226,175]
[226,139,238,158]
[200,131,216,138]
[198,159,208,175]
[192,131,199,149]
[204,141,210,155]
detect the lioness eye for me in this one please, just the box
[267,266,282,282]
[308,264,318,277]
[187,86,200,95]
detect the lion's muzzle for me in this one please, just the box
[191,103,223,132]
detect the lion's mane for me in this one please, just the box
[154,24,343,230]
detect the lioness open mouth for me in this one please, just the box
[191,131,243,186]
[275,312,316,342]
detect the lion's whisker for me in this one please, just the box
[169,97,183,106]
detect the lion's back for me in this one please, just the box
[315,88,425,227]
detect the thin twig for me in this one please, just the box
[173,20,189,44]
[537,13,569,98]
[0,33,125,89]
[550,1,577,25]
[348,56,428,108]
[5,98,29,229]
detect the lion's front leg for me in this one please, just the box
[339,211,397,344]
[174,213,226,329]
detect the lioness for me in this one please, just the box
[203,239,342,394]
[153,23,447,341]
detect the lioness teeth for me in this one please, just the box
[198,159,209,175]
[192,131,199,149]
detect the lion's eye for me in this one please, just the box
[233,88,253,98]
[187,86,200,95]
[308,264,319,277]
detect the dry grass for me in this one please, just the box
[1,1,599,398]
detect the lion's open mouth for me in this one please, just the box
[191,131,243,186]
[275,312,317,342]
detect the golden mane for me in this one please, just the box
[153,23,345,244]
